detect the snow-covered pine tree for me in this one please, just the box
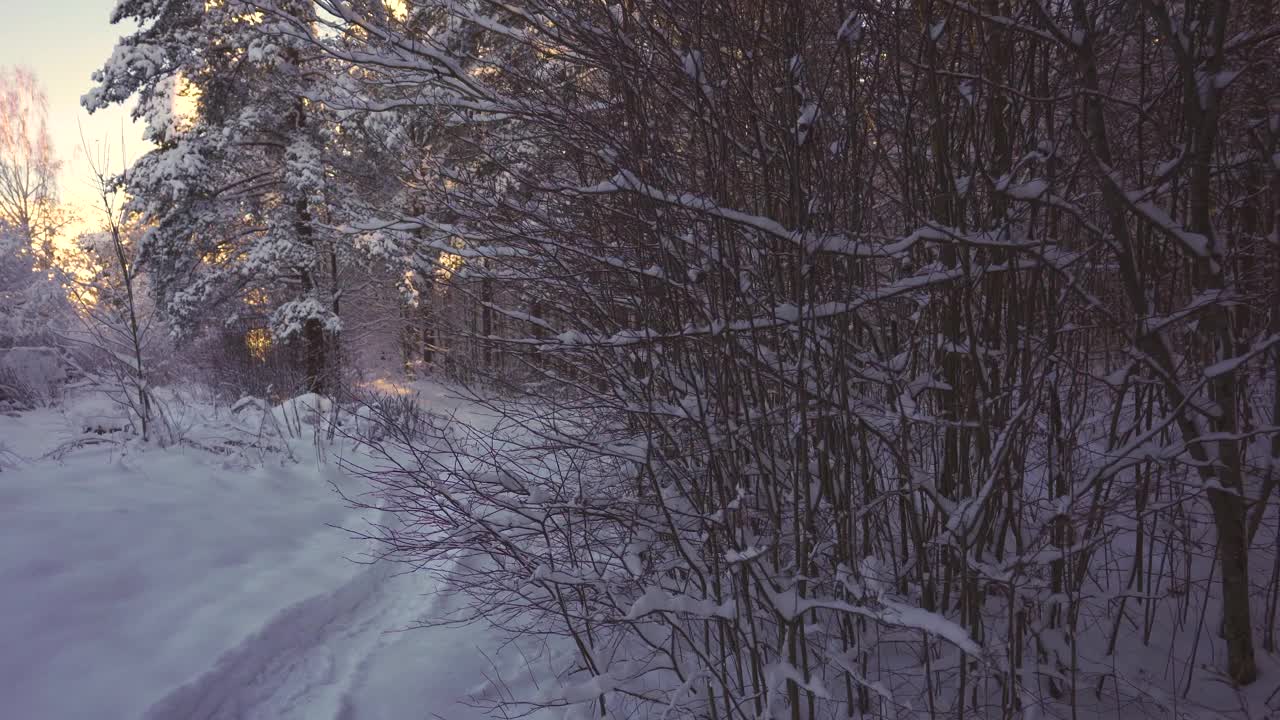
[85,0,344,394]
[306,0,549,377]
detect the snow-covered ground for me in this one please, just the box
[0,386,514,720]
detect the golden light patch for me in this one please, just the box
[172,73,202,131]
[245,327,272,361]
[202,244,233,265]
[436,251,463,280]
[384,0,408,21]
[244,288,269,307]
[361,377,413,395]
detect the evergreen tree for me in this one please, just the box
[87,0,343,393]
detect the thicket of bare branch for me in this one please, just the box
[84,0,1280,716]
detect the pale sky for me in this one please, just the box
[0,1,151,220]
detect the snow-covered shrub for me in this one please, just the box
[348,389,433,444]
[74,393,131,435]
[0,366,36,411]
[0,259,74,351]
[0,347,67,408]
[330,0,1280,714]
[274,392,332,427]
[188,328,310,403]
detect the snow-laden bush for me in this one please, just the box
[0,366,36,411]
[348,389,432,444]
[326,0,1280,714]
[186,329,309,402]
[65,390,131,436]
[0,347,68,409]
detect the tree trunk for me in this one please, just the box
[303,316,326,395]
[1210,489,1259,683]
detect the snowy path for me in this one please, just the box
[0,401,507,720]
[142,554,495,720]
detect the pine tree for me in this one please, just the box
[87,0,344,393]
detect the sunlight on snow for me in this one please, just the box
[360,377,413,395]
[383,0,408,22]
[171,73,201,132]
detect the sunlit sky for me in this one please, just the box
[1,1,151,224]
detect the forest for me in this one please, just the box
[1,0,1278,718]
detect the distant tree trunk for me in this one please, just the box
[400,301,416,374]
[421,300,434,365]
[303,314,326,395]
[289,57,328,396]
[295,205,326,395]
[482,274,493,369]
